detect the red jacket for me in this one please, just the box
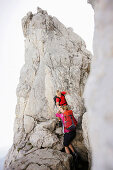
[56,91,67,106]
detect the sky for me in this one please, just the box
[0,0,94,152]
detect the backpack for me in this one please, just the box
[53,93,65,106]
[64,110,77,131]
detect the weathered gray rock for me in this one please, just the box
[82,112,91,168]
[82,112,90,154]
[84,0,113,170]
[4,7,92,169]
[5,148,72,170]
[26,164,50,170]
[55,127,62,135]
[29,120,59,148]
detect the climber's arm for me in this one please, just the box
[62,91,70,95]
[56,113,61,117]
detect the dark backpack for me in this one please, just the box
[53,93,65,106]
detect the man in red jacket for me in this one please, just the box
[56,90,69,107]
[55,90,70,126]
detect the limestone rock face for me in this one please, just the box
[82,112,90,153]
[5,148,72,170]
[84,1,113,170]
[4,7,92,169]
[82,112,91,167]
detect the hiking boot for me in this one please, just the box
[72,152,78,162]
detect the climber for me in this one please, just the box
[56,105,78,159]
[54,90,70,126]
[55,90,69,107]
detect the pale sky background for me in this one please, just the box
[0,0,94,156]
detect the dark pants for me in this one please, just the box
[64,130,76,147]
